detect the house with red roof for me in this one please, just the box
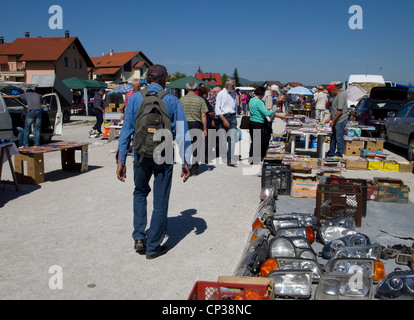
[195,73,222,86]
[0,31,93,83]
[90,50,153,83]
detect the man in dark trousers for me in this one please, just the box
[3,88,43,147]
[90,88,105,137]
[116,65,192,260]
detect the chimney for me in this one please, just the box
[0,37,4,45]
[25,32,30,38]
[65,30,70,38]
[110,50,114,56]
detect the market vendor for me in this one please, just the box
[325,84,348,157]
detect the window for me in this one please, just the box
[79,60,83,69]
[124,61,132,72]
[74,59,77,68]
[396,103,412,118]
[64,57,68,67]
[407,104,414,118]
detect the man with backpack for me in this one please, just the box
[116,64,192,260]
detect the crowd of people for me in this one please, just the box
[113,64,349,260]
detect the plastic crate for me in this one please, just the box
[325,177,368,217]
[315,184,364,227]
[188,281,270,300]
[261,162,291,196]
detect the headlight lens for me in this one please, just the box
[260,186,276,200]
[327,243,382,262]
[268,237,296,258]
[275,258,323,282]
[275,226,314,243]
[375,270,414,299]
[325,258,386,282]
[315,273,373,300]
[322,233,372,259]
[267,270,312,299]
[319,217,356,244]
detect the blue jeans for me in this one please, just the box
[328,121,346,157]
[218,113,238,163]
[23,109,42,147]
[133,155,173,255]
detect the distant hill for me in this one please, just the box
[239,77,263,86]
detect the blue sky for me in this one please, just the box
[1,0,413,85]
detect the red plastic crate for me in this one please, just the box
[188,281,270,300]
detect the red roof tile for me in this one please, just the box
[91,51,140,68]
[195,73,221,86]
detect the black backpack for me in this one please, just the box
[133,89,172,163]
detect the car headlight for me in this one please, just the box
[275,226,315,243]
[324,258,386,283]
[319,217,356,244]
[319,226,357,245]
[275,258,323,282]
[248,227,271,244]
[322,233,372,259]
[375,270,414,300]
[272,213,321,231]
[268,236,297,258]
[267,270,313,299]
[315,273,373,300]
[327,243,382,261]
[234,232,270,277]
[260,186,276,200]
[252,199,275,231]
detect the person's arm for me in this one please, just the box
[330,110,343,127]
[201,113,207,137]
[215,93,230,128]
[2,94,20,99]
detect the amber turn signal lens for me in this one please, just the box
[374,260,386,282]
[252,217,264,231]
[305,226,314,243]
[260,258,279,277]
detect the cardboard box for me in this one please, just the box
[368,160,384,171]
[345,140,364,156]
[366,140,384,152]
[398,162,414,173]
[383,161,399,172]
[375,178,410,204]
[217,276,275,300]
[291,179,318,198]
[367,185,379,201]
[346,158,368,170]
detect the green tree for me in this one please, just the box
[233,68,241,87]
[221,73,228,87]
[168,72,186,82]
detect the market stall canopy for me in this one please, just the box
[287,86,314,96]
[166,76,216,89]
[62,77,107,89]
[345,84,367,102]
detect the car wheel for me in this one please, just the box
[408,137,414,161]
[63,111,70,123]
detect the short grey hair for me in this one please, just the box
[186,81,198,91]
[131,78,140,85]
[226,78,236,86]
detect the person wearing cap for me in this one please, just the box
[314,86,328,123]
[116,64,192,259]
[90,88,106,137]
[265,85,280,111]
[325,84,348,157]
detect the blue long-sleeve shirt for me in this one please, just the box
[117,83,192,167]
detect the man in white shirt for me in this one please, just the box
[215,78,238,166]
[314,86,328,123]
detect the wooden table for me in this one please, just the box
[0,142,19,191]
[14,141,89,184]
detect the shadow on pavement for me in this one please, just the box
[0,182,41,208]
[164,209,207,251]
[44,165,103,182]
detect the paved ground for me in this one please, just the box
[0,115,413,300]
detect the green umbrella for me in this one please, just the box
[166,76,216,89]
[62,77,107,89]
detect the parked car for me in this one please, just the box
[352,86,409,136]
[384,101,414,161]
[0,93,63,145]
